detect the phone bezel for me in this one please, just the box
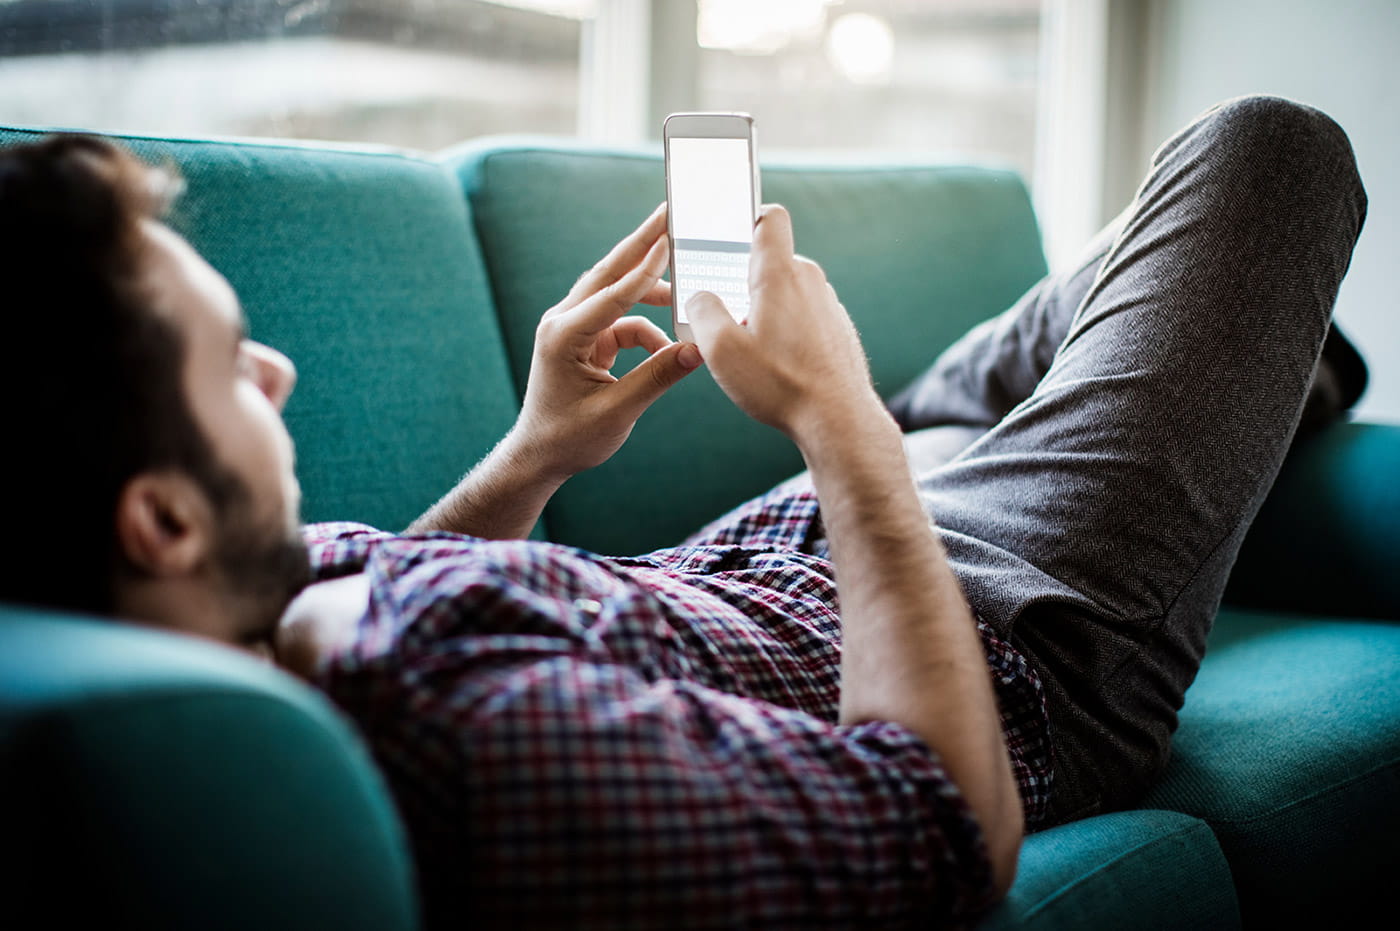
[662,112,760,343]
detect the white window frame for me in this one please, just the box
[1034,0,1112,271]
[578,0,653,143]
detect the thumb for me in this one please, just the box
[612,339,703,417]
[685,291,746,360]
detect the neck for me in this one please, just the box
[115,572,239,646]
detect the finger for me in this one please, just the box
[608,316,673,355]
[749,204,796,286]
[685,290,748,361]
[567,234,671,335]
[611,341,703,420]
[638,279,672,306]
[564,202,668,308]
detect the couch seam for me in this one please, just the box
[11,679,341,733]
[463,144,1023,178]
[1190,755,1400,828]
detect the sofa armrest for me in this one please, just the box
[1,607,419,930]
[1225,420,1400,619]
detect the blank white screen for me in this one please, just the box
[668,137,753,243]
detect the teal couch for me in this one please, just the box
[1,126,1396,929]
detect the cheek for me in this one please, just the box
[231,384,297,477]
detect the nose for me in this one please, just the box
[245,341,297,412]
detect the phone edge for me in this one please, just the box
[663,112,756,343]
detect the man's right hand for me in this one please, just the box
[685,205,885,445]
[687,203,1025,898]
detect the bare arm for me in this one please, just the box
[405,430,567,540]
[409,204,702,538]
[686,207,1023,897]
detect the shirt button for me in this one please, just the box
[573,598,603,616]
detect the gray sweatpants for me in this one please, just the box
[889,96,1368,825]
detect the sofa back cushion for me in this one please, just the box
[0,127,519,533]
[448,141,1048,554]
[1225,420,1400,618]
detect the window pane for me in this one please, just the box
[0,0,594,149]
[696,0,1040,177]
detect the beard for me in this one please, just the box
[207,474,313,644]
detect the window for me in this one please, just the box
[694,0,1040,177]
[0,0,595,150]
[0,0,1041,179]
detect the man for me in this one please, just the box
[0,95,1366,928]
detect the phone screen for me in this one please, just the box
[667,136,755,324]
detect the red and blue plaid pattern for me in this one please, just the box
[305,477,1051,929]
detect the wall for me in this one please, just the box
[1127,0,1400,423]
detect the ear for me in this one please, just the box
[114,471,216,576]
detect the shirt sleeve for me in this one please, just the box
[341,652,998,929]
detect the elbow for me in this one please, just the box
[987,826,1023,901]
[985,786,1024,902]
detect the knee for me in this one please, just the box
[1187,95,1366,216]
[1201,95,1350,156]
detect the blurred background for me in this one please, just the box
[1,0,1396,422]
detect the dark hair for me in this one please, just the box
[0,135,240,615]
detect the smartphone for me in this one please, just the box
[663,112,760,342]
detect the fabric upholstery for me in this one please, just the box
[0,606,418,930]
[1144,608,1400,926]
[980,810,1240,930]
[445,139,1048,555]
[1225,421,1400,619]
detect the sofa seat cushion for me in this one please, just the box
[1,126,522,534]
[445,139,1048,556]
[1143,608,1400,926]
[979,810,1239,930]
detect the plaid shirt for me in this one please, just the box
[306,476,1051,929]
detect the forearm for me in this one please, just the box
[684,202,1021,893]
[792,395,1023,893]
[406,430,565,538]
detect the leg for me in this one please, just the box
[914,96,1367,823]
[890,209,1366,470]
[889,219,1126,476]
[888,217,1124,434]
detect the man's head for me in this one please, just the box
[0,135,311,649]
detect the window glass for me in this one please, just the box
[696,0,1040,177]
[0,0,595,149]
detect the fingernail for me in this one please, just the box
[678,343,702,370]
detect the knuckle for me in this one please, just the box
[649,360,671,390]
[603,280,633,309]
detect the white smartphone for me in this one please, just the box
[663,112,760,342]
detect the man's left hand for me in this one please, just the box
[514,203,701,481]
